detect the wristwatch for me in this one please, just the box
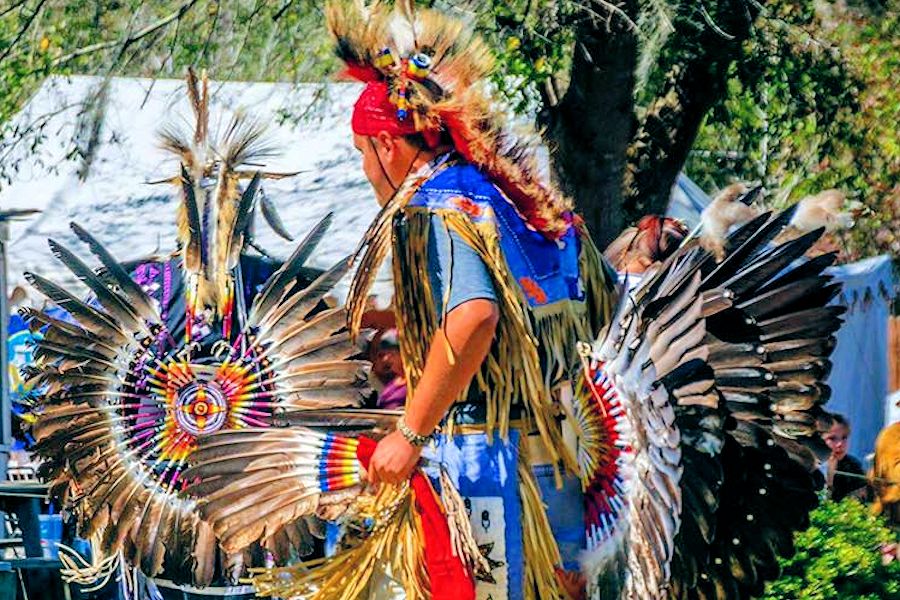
[397,416,434,447]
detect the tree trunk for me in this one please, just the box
[623,0,762,220]
[542,2,639,250]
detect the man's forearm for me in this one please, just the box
[403,299,499,434]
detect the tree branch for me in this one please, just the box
[49,0,201,68]
[0,0,48,67]
[0,0,30,19]
[622,0,763,218]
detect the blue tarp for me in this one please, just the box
[824,254,895,461]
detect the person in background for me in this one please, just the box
[603,215,688,288]
[822,413,868,501]
[372,328,407,410]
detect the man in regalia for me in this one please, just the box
[333,3,617,597]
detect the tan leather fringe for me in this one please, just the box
[518,442,564,600]
[394,208,616,481]
[248,483,428,600]
[439,467,491,578]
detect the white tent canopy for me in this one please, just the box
[1,75,386,303]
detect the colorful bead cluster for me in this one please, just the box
[375,47,432,121]
[125,347,274,490]
[583,361,629,549]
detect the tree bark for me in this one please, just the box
[623,0,762,220]
[541,1,639,249]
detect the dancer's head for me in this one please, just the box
[604,215,688,274]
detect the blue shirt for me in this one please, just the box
[427,215,497,322]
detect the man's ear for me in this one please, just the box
[374,130,396,158]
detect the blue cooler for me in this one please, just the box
[38,514,63,559]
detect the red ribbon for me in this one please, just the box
[355,437,475,599]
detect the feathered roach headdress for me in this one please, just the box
[157,68,298,334]
[327,0,573,238]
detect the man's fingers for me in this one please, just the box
[368,457,382,485]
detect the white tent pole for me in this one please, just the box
[0,219,10,480]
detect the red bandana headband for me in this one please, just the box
[351,80,442,148]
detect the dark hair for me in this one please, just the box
[404,129,453,151]
[829,413,851,429]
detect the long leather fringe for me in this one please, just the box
[517,443,564,600]
[248,483,428,600]
[393,208,616,480]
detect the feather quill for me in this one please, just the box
[248,213,334,324]
[47,239,148,335]
[24,272,125,342]
[260,194,294,241]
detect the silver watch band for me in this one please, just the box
[397,416,433,447]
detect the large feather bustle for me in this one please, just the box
[326,0,572,239]
[26,201,373,588]
[579,202,844,599]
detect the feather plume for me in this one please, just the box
[260,193,294,241]
[248,213,334,324]
[47,239,148,335]
[69,222,161,324]
[178,165,203,275]
[256,256,352,333]
[24,272,125,342]
[227,172,262,269]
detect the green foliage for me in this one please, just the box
[688,1,900,261]
[0,0,338,183]
[1,0,898,260]
[0,1,336,120]
[458,0,575,114]
[762,498,900,600]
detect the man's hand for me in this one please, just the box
[368,429,423,485]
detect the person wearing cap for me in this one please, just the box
[331,2,617,597]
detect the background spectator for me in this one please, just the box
[371,328,406,410]
[604,215,688,278]
[822,413,868,501]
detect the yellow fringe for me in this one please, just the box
[439,467,491,578]
[518,441,564,600]
[392,208,617,483]
[343,200,616,599]
[575,221,618,338]
[248,483,428,600]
